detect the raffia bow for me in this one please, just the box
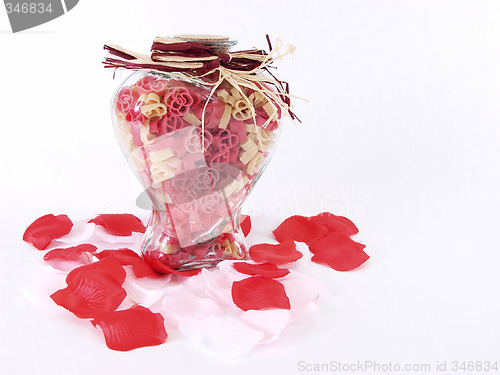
[103,35,299,130]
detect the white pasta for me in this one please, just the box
[246,152,265,175]
[239,139,259,165]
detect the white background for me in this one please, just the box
[1,1,500,374]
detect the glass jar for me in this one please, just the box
[110,35,282,271]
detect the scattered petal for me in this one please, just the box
[232,262,290,278]
[121,268,171,307]
[240,215,251,237]
[156,286,224,330]
[95,248,157,278]
[289,300,319,323]
[249,240,302,265]
[66,256,126,286]
[240,309,290,343]
[232,276,291,311]
[281,272,330,309]
[142,255,202,277]
[198,267,244,307]
[272,215,328,244]
[309,232,369,271]
[44,244,97,262]
[88,214,146,236]
[309,212,358,235]
[23,214,73,250]
[92,305,167,351]
[51,267,127,319]
[179,316,263,357]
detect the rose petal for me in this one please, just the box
[142,255,202,277]
[309,232,369,271]
[240,215,251,237]
[44,244,97,262]
[232,276,291,311]
[66,256,126,286]
[155,286,224,330]
[95,249,157,278]
[272,215,328,244]
[240,309,291,343]
[249,240,302,265]
[91,306,167,351]
[197,267,245,307]
[121,268,171,308]
[232,262,290,278]
[88,214,146,236]
[280,272,330,309]
[23,214,73,250]
[309,212,359,236]
[51,267,127,319]
[179,316,263,357]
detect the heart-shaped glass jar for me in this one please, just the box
[111,39,282,271]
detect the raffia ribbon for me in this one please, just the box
[103,35,299,130]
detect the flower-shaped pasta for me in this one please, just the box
[199,193,222,215]
[136,75,169,96]
[185,127,212,153]
[116,87,144,122]
[194,166,220,193]
[164,87,194,117]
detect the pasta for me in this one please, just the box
[139,93,168,119]
[246,151,265,175]
[248,126,276,152]
[183,111,202,126]
[148,146,181,188]
[239,138,259,165]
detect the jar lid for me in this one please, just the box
[173,34,238,48]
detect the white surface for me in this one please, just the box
[1,1,500,374]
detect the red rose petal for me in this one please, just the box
[249,240,302,265]
[95,249,158,278]
[91,306,167,351]
[272,215,328,244]
[309,212,359,236]
[240,215,252,237]
[67,256,126,286]
[88,214,146,236]
[232,276,291,311]
[232,262,290,278]
[51,267,126,319]
[23,214,73,250]
[142,255,202,277]
[309,232,369,271]
[44,244,97,262]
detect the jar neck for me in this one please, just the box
[172,34,237,53]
